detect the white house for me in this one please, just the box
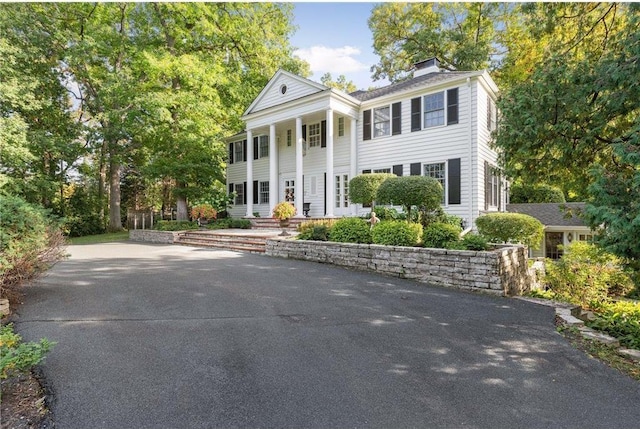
[226,58,505,227]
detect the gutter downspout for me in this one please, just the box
[467,77,474,231]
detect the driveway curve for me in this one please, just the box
[12,242,640,429]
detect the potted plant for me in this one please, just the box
[191,204,217,227]
[272,201,296,235]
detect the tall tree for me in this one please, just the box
[320,73,357,93]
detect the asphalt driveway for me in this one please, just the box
[12,242,640,428]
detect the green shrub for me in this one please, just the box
[544,241,634,307]
[422,222,461,248]
[65,213,106,237]
[228,219,251,229]
[461,233,489,251]
[376,176,442,222]
[297,219,335,241]
[329,218,372,244]
[372,221,422,246]
[510,183,566,204]
[373,206,401,221]
[588,300,640,349]
[206,218,231,229]
[476,212,543,249]
[420,206,462,229]
[154,220,198,231]
[1,323,54,379]
[349,173,395,207]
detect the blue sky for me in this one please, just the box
[290,2,389,90]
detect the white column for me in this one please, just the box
[269,123,278,213]
[294,117,304,218]
[245,129,254,217]
[325,109,335,217]
[350,117,358,216]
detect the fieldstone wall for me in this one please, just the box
[129,229,179,244]
[265,239,533,296]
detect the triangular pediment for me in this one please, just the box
[243,70,327,117]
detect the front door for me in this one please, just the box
[282,178,295,203]
[334,173,350,216]
[545,232,564,259]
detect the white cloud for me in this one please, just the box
[294,45,369,75]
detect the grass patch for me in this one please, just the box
[68,231,130,245]
[556,321,640,381]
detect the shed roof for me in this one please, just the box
[506,203,587,227]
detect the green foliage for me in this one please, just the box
[588,300,640,350]
[373,206,401,221]
[461,233,489,251]
[419,206,462,229]
[422,222,461,249]
[376,176,443,222]
[297,219,336,241]
[475,213,543,249]
[320,72,357,93]
[544,242,635,308]
[329,218,372,244]
[509,183,566,204]
[190,204,217,221]
[154,220,198,231]
[348,173,395,207]
[0,323,54,379]
[372,221,422,247]
[228,219,251,229]
[272,201,296,220]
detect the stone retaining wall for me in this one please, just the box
[265,239,533,296]
[129,229,180,244]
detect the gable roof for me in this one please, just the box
[243,69,328,117]
[506,203,587,227]
[350,71,479,102]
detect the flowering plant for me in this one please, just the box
[191,204,217,221]
[272,201,296,220]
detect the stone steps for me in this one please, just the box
[176,231,269,253]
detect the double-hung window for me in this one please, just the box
[338,117,345,137]
[373,106,390,137]
[259,181,269,204]
[259,135,269,158]
[424,92,445,127]
[424,162,446,203]
[286,129,292,146]
[412,88,459,131]
[234,141,244,163]
[234,184,244,205]
[308,123,321,147]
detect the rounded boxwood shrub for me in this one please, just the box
[475,212,543,248]
[349,173,395,207]
[329,218,371,244]
[422,222,461,248]
[297,219,335,241]
[376,176,442,222]
[372,221,422,246]
[461,233,489,251]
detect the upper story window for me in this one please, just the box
[374,106,390,137]
[308,123,321,147]
[229,140,244,164]
[259,135,269,158]
[411,87,459,131]
[487,95,496,132]
[338,117,345,137]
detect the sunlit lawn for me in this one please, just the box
[68,231,130,245]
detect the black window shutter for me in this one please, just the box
[253,137,259,160]
[484,161,490,210]
[410,162,421,176]
[243,182,247,205]
[253,180,259,204]
[392,102,401,135]
[363,109,371,141]
[243,140,247,162]
[362,169,371,174]
[321,120,327,147]
[302,125,307,140]
[228,183,234,196]
[447,88,459,125]
[392,164,403,176]
[411,97,421,131]
[448,158,461,205]
[229,143,234,164]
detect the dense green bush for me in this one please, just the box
[65,213,106,237]
[422,222,461,248]
[373,206,401,221]
[297,219,335,241]
[461,233,489,251]
[475,212,543,248]
[0,195,66,292]
[372,221,422,246]
[329,218,372,244]
[509,183,566,204]
[544,241,634,307]
[588,300,640,350]
[1,323,54,379]
[349,173,395,207]
[154,220,198,231]
[376,176,442,222]
[420,206,462,229]
[228,219,251,229]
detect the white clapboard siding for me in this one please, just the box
[248,72,325,115]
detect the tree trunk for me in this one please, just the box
[98,139,108,228]
[108,153,123,232]
[176,195,188,221]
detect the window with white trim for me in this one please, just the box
[234,141,244,163]
[424,92,445,127]
[259,181,269,204]
[286,129,292,146]
[578,234,593,242]
[259,135,269,158]
[488,168,499,207]
[338,117,345,137]
[308,123,321,147]
[234,183,244,205]
[424,162,446,203]
[373,168,391,174]
[373,106,390,137]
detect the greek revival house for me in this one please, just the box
[226,58,505,228]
